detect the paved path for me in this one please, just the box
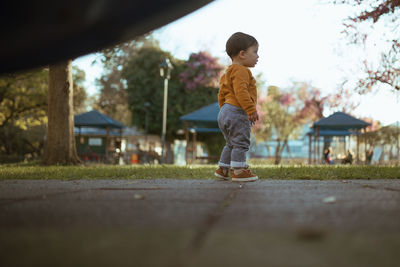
[1,179,400,267]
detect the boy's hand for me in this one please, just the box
[248,111,259,124]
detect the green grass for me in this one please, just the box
[0,164,399,180]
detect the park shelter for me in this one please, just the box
[308,112,370,164]
[180,102,221,163]
[74,110,125,162]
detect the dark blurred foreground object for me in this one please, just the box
[0,0,212,74]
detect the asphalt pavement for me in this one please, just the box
[1,178,400,267]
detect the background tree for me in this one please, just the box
[361,115,399,164]
[0,69,48,162]
[100,34,153,70]
[334,0,400,93]
[362,117,382,153]
[93,66,131,125]
[72,66,88,114]
[254,86,307,164]
[122,44,223,162]
[364,125,399,163]
[122,45,181,136]
[93,35,155,125]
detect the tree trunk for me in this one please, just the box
[44,60,81,165]
[274,139,282,165]
[378,145,385,164]
[389,145,395,160]
[283,139,292,159]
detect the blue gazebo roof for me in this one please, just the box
[74,126,143,137]
[180,102,220,132]
[180,102,219,123]
[189,127,221,133]
[313,112,370,130]
[74,110,125,129]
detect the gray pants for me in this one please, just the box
[218,104,251,168]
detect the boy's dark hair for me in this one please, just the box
[226,32,258,59]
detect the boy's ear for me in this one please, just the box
[238,50,246,58]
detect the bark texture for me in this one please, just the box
[44,60,81,165]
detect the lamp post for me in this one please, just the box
[159,58,173,163]
[144,101,150,163]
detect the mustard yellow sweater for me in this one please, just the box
[218,64,257,116]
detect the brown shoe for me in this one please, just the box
[214,167,230,180]
[232,168,258,182]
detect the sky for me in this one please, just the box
[73,0,400,126]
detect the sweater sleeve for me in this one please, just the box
[231,67,257,115]
[218,75,225,108]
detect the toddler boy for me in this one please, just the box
[214,32,259,182]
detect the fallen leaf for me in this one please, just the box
[134,194,145,200]
[323,196,336,204]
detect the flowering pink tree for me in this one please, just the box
[360,117,381,133]
[179,51,224,92]
[254,85,310,164]
[334,0,400,93]
[296,84,328,122]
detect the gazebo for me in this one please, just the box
[180,102,221,163]
[308,112,371,164]
[74,110,125,161]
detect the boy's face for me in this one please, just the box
[241,44,259,68]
